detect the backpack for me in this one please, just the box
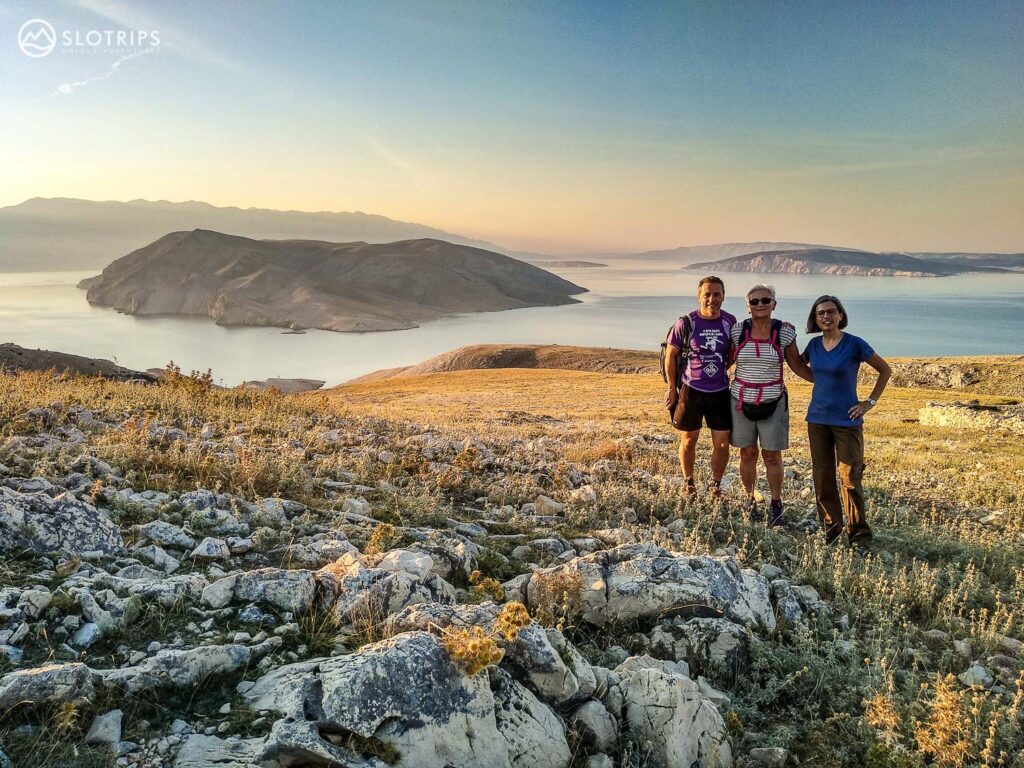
[659,313,693,387]
[731,318,786,420]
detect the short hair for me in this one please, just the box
[806,295,850,333]
[745,284,776,301]
[697,275,725,293]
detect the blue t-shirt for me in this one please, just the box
[804,333,875,426]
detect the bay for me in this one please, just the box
[0,267,1020,387]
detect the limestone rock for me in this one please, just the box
[621,667,732,767]
[0,488,122,555]
[527,544,774,632]
[84,708,122,747]
[190,536,231,562]
[0,663,94,710]
[174,734,265,768]
[376,548,435,580]
[568,699,618,753]
[749,747,790,767]
[138,520,196,551]
[233,568,317,614]
[100,644,252,693]
[490,665,572,767]
[649,618,749,678]
[319,561,456,629]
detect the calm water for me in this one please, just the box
[0,268,1021,386]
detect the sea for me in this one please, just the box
[0,267,1021,387]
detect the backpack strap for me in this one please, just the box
[733,318,787,409]
[660,313,693,387]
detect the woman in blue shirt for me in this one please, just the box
[802,295,891,550]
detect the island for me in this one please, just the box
[80,230,586,332]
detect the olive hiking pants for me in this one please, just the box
[807,423,871,544]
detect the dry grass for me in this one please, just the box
[0,362,1021,766]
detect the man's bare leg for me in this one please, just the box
[710,429,731,483]
[679,430,700,484]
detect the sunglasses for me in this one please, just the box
[748,297,774,306]
[816,309,839,317]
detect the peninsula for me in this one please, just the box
[687,248,1013,277]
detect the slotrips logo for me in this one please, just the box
[18,19,56,58]
[16,18,160,57]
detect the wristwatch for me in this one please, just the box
[867,398,877,406]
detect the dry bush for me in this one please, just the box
[468,570,504,602]
[529,569,584,631]
[493,601,532,641]
[442,625,504,676]
[363,523,398,556]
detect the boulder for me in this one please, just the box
[233,568,317,614]
[649,618,749,678]
[99,643,254,694]
[527,544,774,632]
[0,663,94,710]
[319,562,456,629]
[0,488,122,555]
[620,667,732,767]
[248,631,570,768]
[174,734,265,768]
[568,700,618,753]
[138,520,196,551]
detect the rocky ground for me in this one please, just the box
[0,365,1021,767]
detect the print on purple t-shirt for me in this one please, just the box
[667,310,736,392]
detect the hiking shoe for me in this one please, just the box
[852,539,873,556]
[710,482,723,501]
[684,478,697,499]
[768,499,786,527]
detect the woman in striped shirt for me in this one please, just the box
[729,284,814,526]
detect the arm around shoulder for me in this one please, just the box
[784,342,814,383]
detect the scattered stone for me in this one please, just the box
[190,536,231,562]
[749,746,791,767]
[85,709,123,747]
[959,664,994,688]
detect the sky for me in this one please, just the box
[1,0,1022,254]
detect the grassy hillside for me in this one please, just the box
[0,364,1020,766]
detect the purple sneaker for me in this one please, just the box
[769,499,786,527]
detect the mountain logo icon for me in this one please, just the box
[18,19,56,58]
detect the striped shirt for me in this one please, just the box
[729,321,797,403]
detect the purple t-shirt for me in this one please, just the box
[668,310,736,392]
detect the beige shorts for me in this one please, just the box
[729,393,790,451]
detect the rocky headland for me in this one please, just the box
[80,231,586,332]
[0,354,1020,767]
[688,248,1013,277]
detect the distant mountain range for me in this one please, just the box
[688,248,1020,277]
[81,230,585,332]
[592,242,843,265]
[2,198,1021,275]
[0,197,520,272]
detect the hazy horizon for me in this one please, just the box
[2,1,1023,254]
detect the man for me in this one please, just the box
[665,275,736,497]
